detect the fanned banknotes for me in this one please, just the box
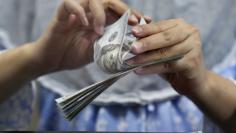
[55,10,184,121]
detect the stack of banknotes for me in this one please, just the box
[55,10,183,121]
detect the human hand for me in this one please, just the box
[33,0,151,73]
[128,19,207,96]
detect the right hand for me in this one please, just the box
[129,19,206,96]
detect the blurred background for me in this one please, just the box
[0,0,235,132]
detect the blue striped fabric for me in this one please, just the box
[38,86,203,132]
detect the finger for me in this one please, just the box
[106,0,144,25]
[134,35,201,76]
[130,9,142,24]
[134,61,176,75]
[66,14,77,31]
[59,0,89,26]
[134,52,190,75]
[131,24,194,54]
[132,19,178,38]
[105,0,128,14]
[108,0,137,25]
[127,38,192,65]
[144,15,152,23]
[129,9,148,25]
[89,0,106,35]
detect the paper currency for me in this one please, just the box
[94,10,147,73]
[56,10,184,121]
[94,10,131,73]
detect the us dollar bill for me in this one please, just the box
[55,10,184,121]
[94,10,148,73]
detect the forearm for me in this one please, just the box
[188,70,236,132]
[0,42,46,103]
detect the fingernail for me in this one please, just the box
[131,42,143,54]
[130,15,138,23]
[95,26,104,35]
[135,68,145,74]
[125,59,134,65]
[132,26,142,34]
[83,17,89,26]
[81,15,89,26]
[144,15,152,21]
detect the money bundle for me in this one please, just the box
[94,10,138,73]
[55,10,183,121]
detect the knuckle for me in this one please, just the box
[179,24,195,40]
[192,26,199,33]
[173,31,184,43]
[158,48,168,57]
[162,30,172,42]
[139,25,145,32]
[182,27,191,39]
[140,39,149,51]
[195,40,202,48]
[104,0,111,8]
[187,24,198,32]
[188,26,199,36]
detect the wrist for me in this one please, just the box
[186,69,212,100]
[23,41,54,78]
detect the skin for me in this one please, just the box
[0,0,151,103]
[129,19,236,133]
[0,0,235,132]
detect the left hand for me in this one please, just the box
[128,19,207,96]
[32,0,149,73]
